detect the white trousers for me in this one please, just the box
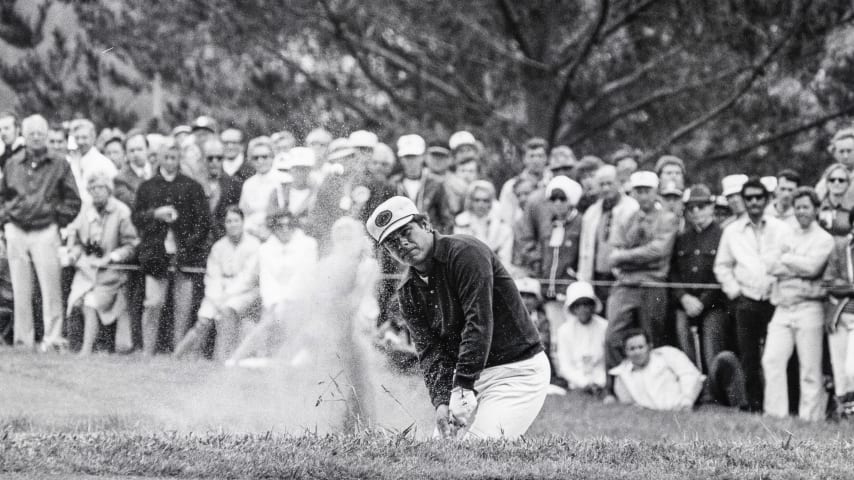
[761,301,825,421]
[464,351,551,440]
[6,223,64,347]
[828,312,854,397]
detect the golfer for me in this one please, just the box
[366,196,550,440]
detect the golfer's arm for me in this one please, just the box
[452,245,495,391]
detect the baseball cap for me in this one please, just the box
[349,130,378,149]
[564,281,602,313]
[287,146,316,168]
[721,174,748,197]
[514,277,542,301]
[683,184,713,204]
[659,181,683,198]
[449,131,477,151]
[630,171,659,190]
[171,125,192,136]
[366,196,420,244]
[545,176,583,205]
[327,138,355,162]
[548,146,577,170]
[426,140,450,156]
[397,134,426,157]
[191,116,218,133]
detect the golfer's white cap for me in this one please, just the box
[630,171,659,190]
[366,196,420,244]
[449,131,477,150]
[397,134,426,157]
[349,130,378,149]
[721,174,748,197]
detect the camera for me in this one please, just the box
[83,240,104,258]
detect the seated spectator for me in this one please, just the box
[762,187,833,421]
[66,171,139,356]
[453,180,513,266]
[818,163,852,237]
[173,206,260,360]
[556,281,607,394]
[609,329,747,410]
[240,136,289,240]
[132,136,210,356]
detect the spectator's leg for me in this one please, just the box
[174,316,213,359]
[214,307,239,360]
[639,287,668,348]
[674,309,698,366]
[734,297,772,412]
[761,311,794,418]
[141,275,168,356]
[843,314,854,397]
[605,286,638,369]
[30,225,65,347]
[543,300,565,362]
[828,314,853,397]
[709,351,747,407]
[701,308,728,374]
[125,270,145,351]
[79,305,100,356]
[793,303,825,421]
[5,224,35,348]
[171,272,196,352]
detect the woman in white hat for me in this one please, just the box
[555,281,608,394]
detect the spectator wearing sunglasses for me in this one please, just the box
[203,138,242,241]
[239,136,290,240]
[714,176,789,412]
[818,163,852,237]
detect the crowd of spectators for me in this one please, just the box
[1,108,854,421]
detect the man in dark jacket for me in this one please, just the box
[366,196,549,440]
[113,131,152,209]
[133,136,210,356]
[0,114,81,350]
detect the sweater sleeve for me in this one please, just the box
[714,227,741,300]
[450,243,495,390]
[55,163,82,228]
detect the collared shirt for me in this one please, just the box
[609,346,705,411]
[398,232,543,407]
[609,205,679,282]
[769,221,834,307]
[670,220,724,309]
[129,162,152,181]
[0,148,81,230]
[556,313,607,389]
[223,153,244,177]
[714,215,789,301]
[765,201,798,229]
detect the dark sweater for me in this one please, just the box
[0,148,80,230]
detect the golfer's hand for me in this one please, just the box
[435,404,453,439]
[449,387,477,429]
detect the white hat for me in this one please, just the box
[327,137,355,162]
[630,171,659,190]
[287,146,316,168]
[397,134,426,157]
[514,277,542,301]
[721,174,748,197]
[366,196,420,244]
[449,131,477,150]
[760,176,777,194]
[659,181,683,197]
[305,128,332,145]
[274,152,291,171]
[349,130,378,149]
[564,281,602,313]
[545,176,583,206]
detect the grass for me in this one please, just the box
[1,349,854,479]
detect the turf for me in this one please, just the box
[1,349,853,479]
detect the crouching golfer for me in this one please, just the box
[367,196,549,440]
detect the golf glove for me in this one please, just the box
[449,387,477,427]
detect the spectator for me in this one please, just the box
[498,137,550,225]
[762,187,833,421]
[132,136,210,356]
[69,119,118,203]
[204,138,242,241]
[268,147,318,230]
[445,153,480,216]
[765,169,800,228]
[179,135,209,194]
[191,116,219,147]
[449,130,480,164]
[390,134,453,234]
[610,146,640,194]
[816,128,854,209]
[510,178,536,268]
[174,206,260,360]
[572,156,605,213]
[823,210,854,415]
[453,180,513,266]
[221,127,254,184]
[0,111,24,169]
[66,171,139,356]
[114,132,153,209]
[517,176,583,350]
[659,181,684,231]
[719,174,748,228]
[578,165,639,304]
[818,163,851,236]
[0,114,81,350]
[713,195,732,225]
[714,177,788,412]
[47,125,67,159]
[670,184,729,372]
[367,143,396,182]
[425,141,452,178]
[271,130,296,157]
[608,329,747,410]
[556,281,607,394]
[515,277,560,387]
[548,146,577,179]
[240,136,288,240]
[171,125,192,145]
[99,129,126,170]
[655,155,686,191]
[348,130,378,174]
[605,171,678,369]
[305,127,332,166]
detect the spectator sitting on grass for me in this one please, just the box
[515,277,566,391]
[555,281,607,395]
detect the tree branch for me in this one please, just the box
[598,0,663,40]
[496,0,533,59]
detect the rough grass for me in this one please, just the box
[1,349,854,479]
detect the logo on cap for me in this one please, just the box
[375,210,393,227]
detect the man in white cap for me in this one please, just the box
[720,174,748,228]
[390,134,453,233]
[555,281,608,394]
[267,146,317,226]
[603,170,679,393]
[448,130,479,164]
[366,196,550,440]
[517,175,583,351]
